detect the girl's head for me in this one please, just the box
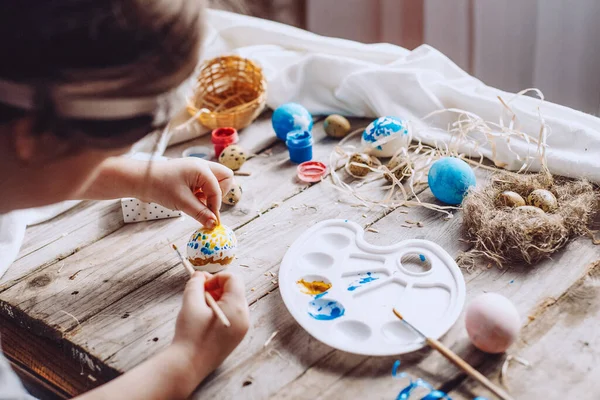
[0,0,204,210]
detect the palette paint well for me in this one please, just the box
[279,219,466,356]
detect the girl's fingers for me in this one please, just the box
[178,188,218,228]
[206,162,234,198]
[182,272,208,308]
[194,169,223,225]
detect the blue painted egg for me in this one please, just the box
[361,116,408,157]
[428,157,476,205]
[272,103,313,141]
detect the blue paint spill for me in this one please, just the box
[392,362,455,400]
[347,272,379,291]
[419,254,426,262]
[344,219,348,222]
[314,291,328,300]
[391,360,401,377]
[308,299,345,321]
[509,279,514,284]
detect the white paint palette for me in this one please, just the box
[279,219,466,356]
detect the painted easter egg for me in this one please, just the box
[222,184,242,206]
[428,157,476,205]
[347,153,372,177]
[361,116,408,157]
[384,154,413,183]
[324,114,351,138]
[465,293,520,354]
[272,103,313,141]
[527,189,558,212]
[218,145,246,171]
[515,205,546,216]
[187,224,237,273]
[496,191,526,208]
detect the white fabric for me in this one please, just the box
[197,10,600,182]
[2,9,599,278]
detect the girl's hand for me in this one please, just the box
[142,158,234,228]
[173,271,249,380]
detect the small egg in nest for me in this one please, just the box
[496,191,526,208]
[187,224,237,273]
[527,189,558,212]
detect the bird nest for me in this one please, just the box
[459,172,598,268]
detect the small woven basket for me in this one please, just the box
[187,55,267,130]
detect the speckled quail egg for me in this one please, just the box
[347,153,373,177]
[515,205,546,216]
[222,184,243,206]
[527,189,558,212]
[496,191,526,208]
[324,114,351,138]
[384,155,413,183]
[218,145,247,171]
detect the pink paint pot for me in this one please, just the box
[297,161,327,183]
[211,127,239,158]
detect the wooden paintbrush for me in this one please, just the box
[392,308,514,400]
[172,244,231,328]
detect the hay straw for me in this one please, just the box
[326,89,556,219]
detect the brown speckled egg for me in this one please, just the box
[222,184,243,205]
[218,145,247,171]
[324,114,351,138]
[497,191,526,208]
[347,153,372,177]
[384,155,413,183]
[515,205,546,216]
[527,189,558,212]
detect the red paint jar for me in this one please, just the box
[211,127,239,157]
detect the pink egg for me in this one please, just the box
[465,293,520,354]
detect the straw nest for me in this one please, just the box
[460,172,598,268]
[187,55,267,130]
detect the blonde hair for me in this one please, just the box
[0,0,205,148]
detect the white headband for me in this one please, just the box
[0,78,181,125]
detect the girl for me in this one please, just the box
[0,1,249,399]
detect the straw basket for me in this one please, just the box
[187,55,267,130]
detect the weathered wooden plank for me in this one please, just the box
[0,314,119,397]
[2,201,122,289]
[449,260,600,400]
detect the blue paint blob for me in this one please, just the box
[391,360,401,377]
[428,157,476,205]
[473,398,488,400]
[419,254,426,262]
[314,291,328,300]
[509,279,514,284]
[272,103,313,140]
[420,390,451,400]
[347,272,379,291]
[308,298,345,321]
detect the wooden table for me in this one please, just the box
[1,114,598,400]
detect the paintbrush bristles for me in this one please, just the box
[172,244,195,276]
[392,308,404,321]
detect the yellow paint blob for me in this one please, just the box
[297,279,332,295]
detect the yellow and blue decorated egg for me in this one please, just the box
[187,224,237,273]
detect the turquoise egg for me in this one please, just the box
[272,103,313,141]
[428,157,476,205]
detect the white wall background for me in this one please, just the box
[306,0,600,115]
